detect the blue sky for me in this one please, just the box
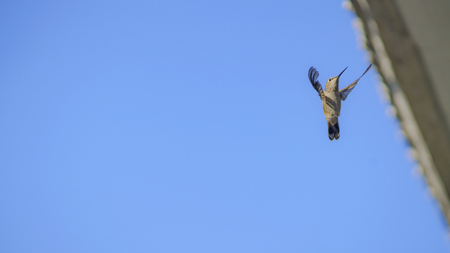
[1,1,448,252]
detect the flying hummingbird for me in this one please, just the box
[308,64,372,140]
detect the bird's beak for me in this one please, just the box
[338,67,348,78]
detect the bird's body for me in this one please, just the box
[323,81,342,140]
[308,64,372,140]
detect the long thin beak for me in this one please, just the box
[338,67,348,78]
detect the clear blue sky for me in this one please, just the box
[1,1,448,252]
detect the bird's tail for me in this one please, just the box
[327,118,340,141]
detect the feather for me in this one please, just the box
[308,67,324,98]
[339,64,372,101]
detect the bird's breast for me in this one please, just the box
[322,91,341,117]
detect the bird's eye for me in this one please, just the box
[328,78,332,82]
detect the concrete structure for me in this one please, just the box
[348,0,450,225]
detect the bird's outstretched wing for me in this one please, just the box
[308,67,323,99]
[339,64,372,101]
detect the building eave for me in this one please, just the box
[349,0,450,225]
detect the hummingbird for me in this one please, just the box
[308,64,372,140]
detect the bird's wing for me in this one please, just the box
[339,64,372,101]
[308,67,324,99]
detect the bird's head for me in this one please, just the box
[325,67,347,91]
